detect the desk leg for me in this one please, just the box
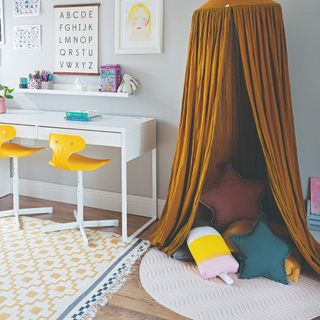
[121,138,128,243]
[152,148,158,219]
[0,158,10,198]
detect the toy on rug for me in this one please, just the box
[117,74,141,95]
[187,226,239,285]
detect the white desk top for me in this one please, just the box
[0,109,155,133]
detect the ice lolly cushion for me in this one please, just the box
[187,226,239,283]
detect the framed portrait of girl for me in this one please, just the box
[115,0,163,54]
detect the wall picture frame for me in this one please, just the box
[0,0,4,45]
[54,3,99,75]
[115,0,163,54]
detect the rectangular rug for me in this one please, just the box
[0,216,149,320]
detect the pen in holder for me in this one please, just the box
[28,79,41,89]
[40,71,54,90]
[41,81,53,90]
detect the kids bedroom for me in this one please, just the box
[0,0,319,319]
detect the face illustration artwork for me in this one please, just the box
[128,3,152,42]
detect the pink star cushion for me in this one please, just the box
[200,165,266,229]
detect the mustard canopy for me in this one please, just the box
[151,0,320,275]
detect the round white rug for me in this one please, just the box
[140,248,320,320]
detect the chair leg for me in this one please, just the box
[13,157,20,230]
[41,171,118,247]
[0,157,53,228]
[76,171,88,246]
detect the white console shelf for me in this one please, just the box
[15,84,129,98]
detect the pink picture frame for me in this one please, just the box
[310,177,320,215]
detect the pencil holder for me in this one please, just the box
[41,81,53,90]
[28,79,41,90]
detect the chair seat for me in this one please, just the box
[50,153,111,171]
[0,143,44,158]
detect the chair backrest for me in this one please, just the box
[49,133,86,170]
[0,125,17,157]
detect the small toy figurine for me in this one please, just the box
[74,78,87,91]
[117,74,141,95]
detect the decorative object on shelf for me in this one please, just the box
[117,74,141,95]
[74,78,87,91]
[19,77,28,89]
[115,0,163,54]
[54,4,99,75]
[13,24,41,50]
[0,85,14,114]
[0,0,4,45]
[100,64,121,93]
[28,70,41,89]
[13,0,40,17]
[40,70,54,89]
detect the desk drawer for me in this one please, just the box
[37,127,122,147]
[12,124,37,139]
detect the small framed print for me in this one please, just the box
[115,0,163,54]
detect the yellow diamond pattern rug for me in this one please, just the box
[0,217,149,320]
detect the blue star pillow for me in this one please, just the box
[229,216,295,284]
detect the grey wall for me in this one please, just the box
[0,0,317,201]
[278,0,320,196]
[0,0,205,200]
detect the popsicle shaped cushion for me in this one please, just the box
[187,226,239,282]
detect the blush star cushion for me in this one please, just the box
[200,165,265,229]
[229,216,295,284]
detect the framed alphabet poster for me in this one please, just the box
[54,4,99,75]
[115,0,163,54]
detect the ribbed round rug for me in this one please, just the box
[140,248,320,320]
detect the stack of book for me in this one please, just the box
[65,110,102,122]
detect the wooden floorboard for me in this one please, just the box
[0,195,186,320]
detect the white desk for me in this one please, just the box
[0,109,157,243]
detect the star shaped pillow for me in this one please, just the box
[229,216,295,284]
[200,165,265,229]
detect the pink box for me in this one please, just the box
[100,65,121,93]
[311,177,320,215]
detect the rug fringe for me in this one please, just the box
[78,240,150,320]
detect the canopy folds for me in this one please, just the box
[150,2,320,274]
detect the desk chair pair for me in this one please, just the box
[0,124,118,246]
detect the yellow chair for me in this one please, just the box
[41,133,118,246]
[0,125,53,229]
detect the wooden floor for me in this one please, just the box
[0,195,186,320]
[1,195,319,320]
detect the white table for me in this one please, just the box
[0,109,157,243]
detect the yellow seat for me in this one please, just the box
[0,125,52,230]
[41,133,118,246]
[0,125,44,158]
[49,133,111,171]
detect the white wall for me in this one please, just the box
[0,0,317,202]
[0,0,205,200]
[279,0,320,196]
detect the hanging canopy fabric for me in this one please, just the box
[150,0,320,275]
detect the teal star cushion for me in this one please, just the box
[229,216,295,284]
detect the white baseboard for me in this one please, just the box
[13,178,165,218]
